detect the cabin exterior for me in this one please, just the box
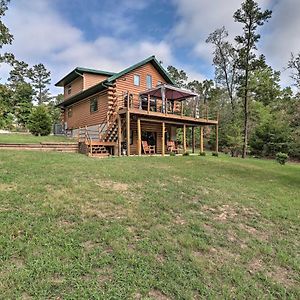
[56,56,218,156]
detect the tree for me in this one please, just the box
[0,83,13,128]
[8,60,29,88]
[13,83,34,127]
[233,0,272,158]
[29,63,51,104]
[28,105,52,136]
[48,94,63,125]
[167,66,188,88]
[206,26,238,111]
[288,52,300,90]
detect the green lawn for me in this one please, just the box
[0,150,299,299]
[0,133,75,144]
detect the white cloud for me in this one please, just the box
[1,0,173,94]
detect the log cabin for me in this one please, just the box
[56,56,218,157]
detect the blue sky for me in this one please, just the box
[2,0,300,94]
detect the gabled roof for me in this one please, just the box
[57,55,175,107]
[55,67,116,87]
[106,55,175,85]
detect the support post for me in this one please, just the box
[137,118,141,156]
[183,124,186,153]
[162,122,165,156]
[147,94,150,113]
[181,102,183,117]
[200,126,204,153]
[215,124,219,153]
[192,127,195,153]
[126,110,130,156]
[127,92,130,110]
[161,86,166,113]
[117,114,122,156]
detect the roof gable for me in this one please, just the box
[55,67,115,87]
[106,56,175,85]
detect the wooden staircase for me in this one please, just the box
[78,84,121,157]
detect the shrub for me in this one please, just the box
[170,152,176,156]
[199,151,206,156]
[276,152,288,165]
[183,151,190,156]
[28,105,52,136]
[212,152,219,157]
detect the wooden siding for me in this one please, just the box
[64,77,83,99]
[115,62,167,108]
[65,90,108,129]
[83,73,109,89]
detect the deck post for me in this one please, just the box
[200,126,204,153]
[183,124,186,153]
[161,86,166,114]
[181,102,183,117]
[137,118,141,156]
[162,122,165,156]
[117,114,122,156]
[147,94,150,113]
[192,127,195,153]
[216,112,219,153]
[126,110,130,156]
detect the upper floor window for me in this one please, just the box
[90,97,98,113]
[67,84,72,95]
[134,74,140,86]
[146,75,152,88]
[67,107,72,118]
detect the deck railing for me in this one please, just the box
[114,92,217,120]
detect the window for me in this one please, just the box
[67,107,72,118]
[67,84,72,95]
[134,74,140,86]
[146,75,152,88]
[90,97,98,113]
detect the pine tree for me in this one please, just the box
[29,63,51,104]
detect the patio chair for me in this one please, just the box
[142,141,156,154]
[167,140,179,154]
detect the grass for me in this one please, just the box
[0,150,299,299]
[0,133,75,144]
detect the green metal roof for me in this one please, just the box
[57,56,175,108]
[55,67,116,87]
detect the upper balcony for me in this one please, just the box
[117,83,218,126]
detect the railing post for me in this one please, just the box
[147,94,150,113]
[127,91,130,110]
[181,102,183,117]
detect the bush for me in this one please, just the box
[183,151,190,156]
[212,152,219,157]
[28,105,52,136]
[199,151,206,156]
[170,152,176,156]
[276,152,288,165]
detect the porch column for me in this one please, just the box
[162,122,165,156]
[161,86,166,113]
[126,110,130,156]
[183,124,187,153]
[215,124,219,153]
[192,127,195,153]
[200,126,204,153]
[117,114,122,156]
[147,94,150,113]
[137,118,142,156]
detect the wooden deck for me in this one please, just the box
[118,108,218,126]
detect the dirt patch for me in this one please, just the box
[248,258,263,274]
[96,180,128,191]
[239,224,269,241]
[0,183,16,191]
[49,273,65,284]
[81,240,98,251]
[148,289,171,300]
[174,215,186,225]
[11,257,25,268]
[268,266,297,287]
[214,205,238,221]
[57,219,76,228]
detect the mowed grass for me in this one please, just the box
[0,150,299,299]
[0,133,75,144]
